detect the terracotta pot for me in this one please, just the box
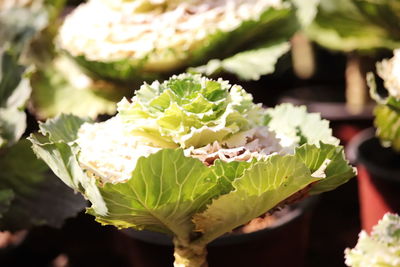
[347,128,400,233]
[123,196,317,267]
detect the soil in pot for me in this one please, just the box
[348,128,400,233]
[122,196,317,267]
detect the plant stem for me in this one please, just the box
[173,237,208,267]
[345,53,367,115]
[291,32,315,79]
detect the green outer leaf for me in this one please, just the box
[0,52,27,107]
[189,3,297,66]
[374,104,400,151]
[0,189,14,219]
[88,149,221,241]
[296,143,356,194]
[353,0,400,40]
[212,160,252,195]
[190,42,290,81]
[306,0,400,52]
[0,7,48,54]
[72,54,161,85]
[290,0,320,27]
[30,56,126,120]
[29,115,108,217]
[0,139,86,231]
[30,133,108,216]
[0,108,26,148]
[0,50,31,148]
[265,103,339,146]
[192,154,322,245]
[38,113,89,143]
[30,114,108,215]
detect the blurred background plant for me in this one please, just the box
[300,0,400,114]
[0,0,86,234]
[345,212,400,267]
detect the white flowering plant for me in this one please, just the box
[30,73,355,267]
[345,213,400,267]
[58,0,313,83]
[367,49,400,151]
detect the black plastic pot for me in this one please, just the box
[122,196,317,267]
[347,128,400,232]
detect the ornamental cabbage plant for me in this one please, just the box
[57,0,303,82]
[30,73,355,267]
[368,49,400,151]
[345,213,400,267]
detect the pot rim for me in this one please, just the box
[346,127,400,182]
[122,195,318,247]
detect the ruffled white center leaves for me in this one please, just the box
[76,117,161,183]
[345,213,400,267]
[265,103,339,146]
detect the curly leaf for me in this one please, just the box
[265,103,339,146]
[295,143,356,194]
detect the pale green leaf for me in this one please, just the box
[87,149,219,241]
[38,113,88,143]
[0,108,26,148]
[290,0,320,26]
[190,42,290,81]
[374,104,400,151]
[0,189,14,219]
[306,0,400,52]
[31,56,126,120]
[118,73,266,148]
[192,154,321,245]
[295,143,356,194]
[0,50,31,148]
